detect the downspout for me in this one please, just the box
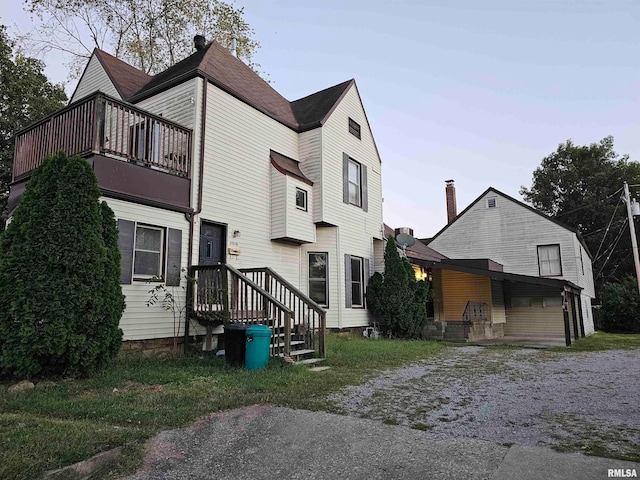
[184,77,208,354]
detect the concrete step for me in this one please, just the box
[296,357,326,366]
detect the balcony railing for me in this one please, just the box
[12,92,192,181]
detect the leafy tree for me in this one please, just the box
[520,136,640,291]
[600,277,640,333]
[0,152,123,378]
[0,25,67,230]
[23,0,261,77]
[366,236,430,338]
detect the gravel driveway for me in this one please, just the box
[330,346,640,461]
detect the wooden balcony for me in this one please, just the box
[10,92,193,212]
[13,92,192,180]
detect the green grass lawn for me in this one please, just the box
[0,334,444,480]
[552,331,640,352]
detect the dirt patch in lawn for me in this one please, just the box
[329,346,640,461]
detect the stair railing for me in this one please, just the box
[239,267,326,357]
[186,264,292,356]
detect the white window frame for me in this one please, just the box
[538,244,562,277]
[296,187,308,211]
[350,256,364,307]
[133,224,165,280]
[348,158,362,207]
[308,252,328,307]
[486,197,497,208]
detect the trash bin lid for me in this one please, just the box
[246,324,272,337]
[225,323,250,332]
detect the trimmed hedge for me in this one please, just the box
[0,152,123,378]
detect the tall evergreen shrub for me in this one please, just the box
[0,152,123,378]
[366,236,430,338]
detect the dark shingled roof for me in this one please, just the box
[291,80,354,131]
[94,40,356,133]
[383,224,447,263]
[270,150,313,185]
[93,49,151,100]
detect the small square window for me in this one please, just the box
[348,118,361,139]
[487,197,497,208]
[295,188,307,211]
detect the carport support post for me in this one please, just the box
[569,292,579,342]
[563,290,571,346]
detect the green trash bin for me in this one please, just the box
[245,325,272,371]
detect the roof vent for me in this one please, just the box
[194,35,206,51]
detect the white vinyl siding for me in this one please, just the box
[314,84,381,327]
[428,190,595,303]
[198,82,300,284]
[301,227,341,327]
[105,197,192,341]
[270,167,315,243]
[319,84,382,239]
[298,128,323,223]
[135,79,198,130]
[71,55,120,103]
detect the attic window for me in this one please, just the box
[486,197,497,209]
[348,118,361,139]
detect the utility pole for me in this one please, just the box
[623,181,640,294]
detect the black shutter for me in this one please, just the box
[343,153,350,204]
[166,228,182,286]
[117,219,135,285]
[361,164,368,212]
[344,253,352,308]
[364,258,370,308]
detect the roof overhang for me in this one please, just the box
[415,257,582,293]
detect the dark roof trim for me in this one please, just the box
[270,150,313,186]
[93,49,151,100]
[423,258,582,291]
[429,186,592,258]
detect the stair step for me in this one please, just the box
[270,340,305,349]
[289,349,316,358]
[296,357,326,365]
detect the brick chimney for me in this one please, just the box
[445,179,457,224]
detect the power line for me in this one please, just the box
[594,198,623,261]
[555,186,624,218]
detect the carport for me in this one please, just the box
[419,258,585,346]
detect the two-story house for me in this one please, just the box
[8,37,385,358]
[422,185,595,345]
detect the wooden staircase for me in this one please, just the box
[185,264,326,362]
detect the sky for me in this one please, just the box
[1,0,639,238]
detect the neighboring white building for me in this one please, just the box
[9,39,384,355]
[425,186,595,341]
